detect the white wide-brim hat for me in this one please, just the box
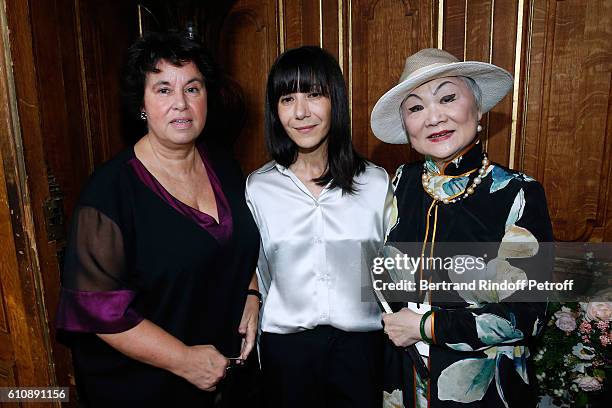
[370,48,513,144]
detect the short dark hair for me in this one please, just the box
[265,46,365,194]
[121,30,218,130]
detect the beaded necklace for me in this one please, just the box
[421,153,490,204]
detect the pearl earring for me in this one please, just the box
[140,111,147,120]
[477,124,483,132]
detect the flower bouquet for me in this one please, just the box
[533,302,611,407]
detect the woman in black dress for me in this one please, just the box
[370,48,553,407]
[56,31,260,406]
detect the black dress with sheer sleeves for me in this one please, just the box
[56,142,260,407]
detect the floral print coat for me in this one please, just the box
[382,141,554,407]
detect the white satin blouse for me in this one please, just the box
[246,161,393,334]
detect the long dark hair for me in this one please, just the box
[265,46,366,194]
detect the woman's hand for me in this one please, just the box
[98,320,229,391]
[238,295,260,361]
[382,307,429,347]
[175,345,229,391]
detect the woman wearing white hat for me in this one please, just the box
[371,48,553,407]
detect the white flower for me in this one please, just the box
[572,343,596,360]
[574,375,602,392]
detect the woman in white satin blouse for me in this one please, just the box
[245,46,393,408]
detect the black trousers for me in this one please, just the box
[260,326,383,408]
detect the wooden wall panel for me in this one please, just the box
[1,0,61,394]
[220,0,278,174]
[78,0,137,164]
[464,0,492,62]
[489,0,519,166]
[0,360,17,387]
[272,0,347,69]
[31,0,93,219]
[520,0,547,178]
[3,0,59,390]
[442,0,519,167]
[521,0,611,241]
[0,285,7,333]
[352,0,435,172]
[282,0,321,49]
[27,0,102,395]
[0,362,20,408]
[0,359,18,407]
[320,0,341,60]
[282,0,343,61]
[2,0,139,399]
[443,0,466,58]
[0,150,19,384]
[604,93,612,242]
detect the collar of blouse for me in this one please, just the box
[422,140,493,204]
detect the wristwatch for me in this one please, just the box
[247,289,263,308]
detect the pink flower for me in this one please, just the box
[585,302,612,322]
[600,335,611,347]
[579,321,592,333]
[595,320,608,331]
[574,375,602,392]
[554,310,577,333]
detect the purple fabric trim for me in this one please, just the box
[128,144,233,244]
[56,287,144,333]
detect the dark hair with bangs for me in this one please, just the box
[265,46,366,194]
[121,30,218,134]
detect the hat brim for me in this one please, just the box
[370,61,513,144]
